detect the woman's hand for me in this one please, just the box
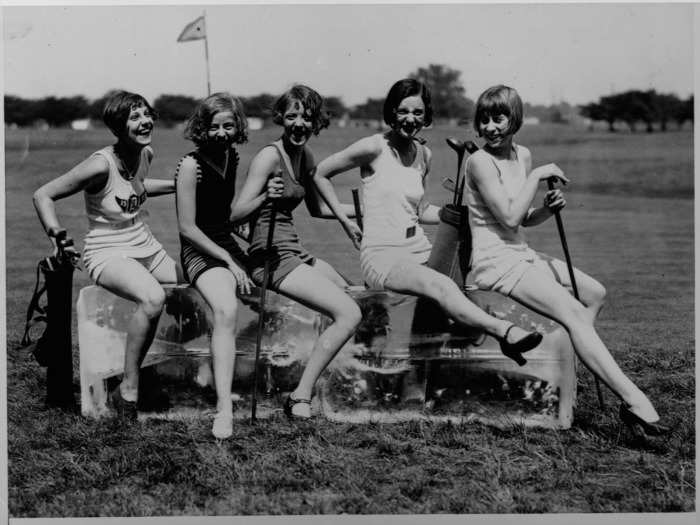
[530,163,569,185]
[266,172,284,200]
[227,260,254,295]
[341,219,363,250]
[543,189,566,213]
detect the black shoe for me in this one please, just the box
[110,386,138,423]
[619,404,671,437]
[283,394,311,420]
[498,324,543,366]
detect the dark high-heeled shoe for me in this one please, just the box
[498,324,543,366]
[619,404,671,437]
[283,394,311,420]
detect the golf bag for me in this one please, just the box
[21,229,79,409]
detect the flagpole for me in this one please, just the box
[203,10,211,96]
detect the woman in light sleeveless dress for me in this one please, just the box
[232,85,361,419]
[313,78,543,366]
[465,84,669,437]
[33,91,178,422]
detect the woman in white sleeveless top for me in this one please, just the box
[33,91,178,422]
[465,85,668,437]
[314,78,543,365]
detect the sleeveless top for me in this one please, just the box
[465,144,529,255]
[248,142,309,258]
[174,148,240,235]
[85,145,150,227]
[360,133,432,253]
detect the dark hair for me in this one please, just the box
[383,78,433,127]
[272,84,330,135]
[102,91,157,138]
[473,85,523,136]
[183,92,248,146]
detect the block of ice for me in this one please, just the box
[77,284,576,429]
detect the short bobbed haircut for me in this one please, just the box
[473,85,523,136]
[383,78,433,128]
[272,84,330,135]
[184,92,249,146]
[102,91,157,138]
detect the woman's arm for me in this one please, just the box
[230,147,279,223]
[144,178,175,196]
[313,135,382,247]
[522,188,566,227]
[33,155,109,237]
[302,148,357,219]
[176,157,235,265]
[467,148,567,229]
[417,145,441,224]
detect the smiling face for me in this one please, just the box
[282,99,314,147]
[478,112,512,148]
[206,110,238,146]
[393,95,426,140]
[122,103,154,147]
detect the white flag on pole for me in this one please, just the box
[177,16,206,42]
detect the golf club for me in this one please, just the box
[251,202,277,423]
[445,138,467,205]
[547,179,605,410]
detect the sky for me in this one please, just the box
[2,2,695,108]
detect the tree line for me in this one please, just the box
[4,64,693,131]
[580,90,693,132]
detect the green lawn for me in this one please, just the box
[4,123,695,516]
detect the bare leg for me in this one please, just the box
[536,253,607,322]
[311,257,351,289]
[383,261,530,342]
[97,258,171,402]
[509,264,658,422]
[193,267,239,438]
[277,263,362,417]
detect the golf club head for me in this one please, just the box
[442,177,457,193]
[445,137,467,153]
[465,141,479,154]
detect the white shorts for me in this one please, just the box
[471,247,570,296]
[83,220,168,282]
[360,245,431,290]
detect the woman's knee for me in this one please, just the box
[332,299,362,331]
[211,300,238,329]
[136,286,167,318]
[560,301,594,332]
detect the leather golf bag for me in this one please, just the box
[22,230,78,409]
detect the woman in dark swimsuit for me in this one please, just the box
[232,85,361,420]
[175,92,253,439]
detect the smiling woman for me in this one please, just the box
[32,90,178,424]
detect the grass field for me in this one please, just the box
[4,123,695,517]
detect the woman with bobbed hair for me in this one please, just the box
[313,78,543,367]
[232,84,362,420]
[174,92,254,438]
[33,90,178,422]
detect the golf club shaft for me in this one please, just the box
[547,179,604,409]
[251,203,277,422]
[454,151,465,206]
[352,188,363,231]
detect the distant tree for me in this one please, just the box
[674,95,693,129]
[4,95,39,126]
[36,96,89,127]
[349,97,384,120]
[324,96,347,120]
[153,94,198,126]
[580,101,615,131]
[650,92,682,131]
[242,93,276,119]
[408,64,475,121]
